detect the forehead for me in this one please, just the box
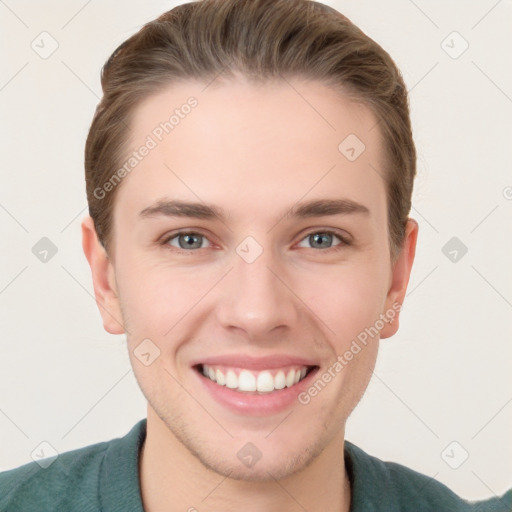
[114,78,386,225]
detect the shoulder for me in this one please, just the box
[0,419,147,512]
[0,437,110,512]
[344,441,512,512]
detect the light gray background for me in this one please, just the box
[1,0,511,502]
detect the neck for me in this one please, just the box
[139,407,351,512]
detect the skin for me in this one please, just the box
[82,77,418,512]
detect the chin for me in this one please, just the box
[196,444,318,482]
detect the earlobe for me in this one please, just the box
[81,216,125,335]
[380,218,419,339]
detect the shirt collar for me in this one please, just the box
[344,440,400,511]
[98,419,397,512]
[99,418,147,512]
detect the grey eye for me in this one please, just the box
[168,232,211,250]
[297,231,343,250]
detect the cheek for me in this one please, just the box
[296,261,388,342]
[117,261,205,334]
[116,244,390,348]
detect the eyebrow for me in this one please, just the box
[138,198,370,222]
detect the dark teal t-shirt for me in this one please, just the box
[1,419,510,511]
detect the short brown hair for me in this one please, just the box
[85,0,416,261]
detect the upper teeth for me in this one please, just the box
[201,365,309,393]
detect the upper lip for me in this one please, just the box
[191,354,319,371]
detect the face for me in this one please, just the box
[83,77,417,481]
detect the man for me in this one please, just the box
[1,0,510,510]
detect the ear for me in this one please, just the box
[380,218,419,339]
[81,215,125,335]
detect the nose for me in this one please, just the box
[215,246,300,340]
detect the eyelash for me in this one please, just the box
[159,229,351,255]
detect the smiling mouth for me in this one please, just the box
[194,364,318,394]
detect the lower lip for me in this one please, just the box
[193,366,319,416]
